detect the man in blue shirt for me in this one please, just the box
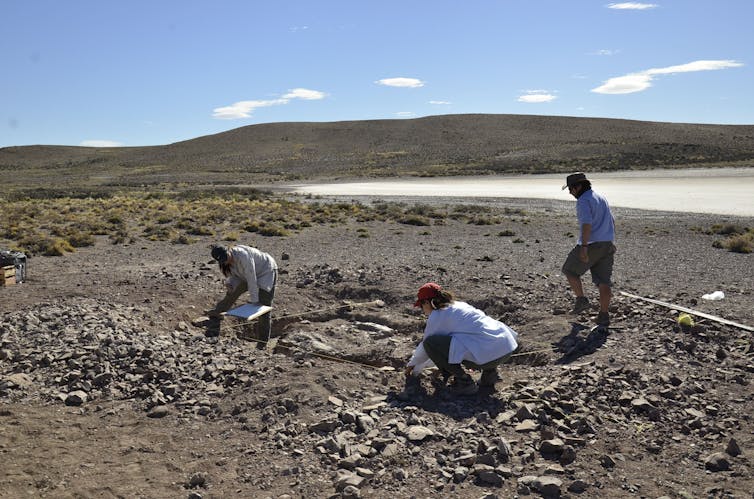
[561,172,616,327]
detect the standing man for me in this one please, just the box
[561,172,616,327]
[206,244,278,345]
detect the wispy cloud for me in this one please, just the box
[80,140,123,147]
[592,49,619,56]
[592,59,744,94]
[212,88,325,119]
[396,111,416,117]
[517,90,557,103]
[375,77,425,88]
[607,2,658,10]
[429,100,451,105]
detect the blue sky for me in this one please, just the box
[2,1,751,148]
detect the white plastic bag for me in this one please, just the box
[701,291,725,301]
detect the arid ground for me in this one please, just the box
[2,192,753,498]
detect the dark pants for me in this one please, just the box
[213,272,276,343]
[423,334,512,373]
[562,241,616,286]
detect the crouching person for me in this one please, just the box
[404,282,519,396]
[206,244,278,346]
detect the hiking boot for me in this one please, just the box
[571,296,590,314]
[449,373,479,395]
[596,311,610,328]
[431,369,451,388]
[479,368,500,387]
[397,375,425,400]
[205,309,223,319]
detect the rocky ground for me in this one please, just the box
[1,196,753,498]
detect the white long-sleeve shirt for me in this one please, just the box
[226,245,277,303]
[407,301,519,375]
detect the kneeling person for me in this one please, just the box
[405,283,519,395]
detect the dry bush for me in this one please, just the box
[715,231,753,254]
[398,214,431,226]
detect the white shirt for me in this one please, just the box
[407,301,519,375]
[226,245,277,303]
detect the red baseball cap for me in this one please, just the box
[414,282,442,307]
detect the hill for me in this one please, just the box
[2,113,754,191]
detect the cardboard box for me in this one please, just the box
[2,265,15,286]
[2,265,14,279]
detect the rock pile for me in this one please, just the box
[2,295,752,497]
[0,299,265,415]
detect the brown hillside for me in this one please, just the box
[2,113,754,190]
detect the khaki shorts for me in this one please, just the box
[562,241,616,286]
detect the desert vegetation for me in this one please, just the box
[0,188,535,256]
[6,186,749,258]
[710,223,754,253]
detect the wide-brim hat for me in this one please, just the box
[562,172,588,190]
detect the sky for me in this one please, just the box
[2,1,752,148]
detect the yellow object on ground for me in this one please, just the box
[678,313,695,327]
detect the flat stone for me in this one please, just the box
[406,425,434,442]
[515,420,539,432]
[6,373,33,388]
[147,405,170,418]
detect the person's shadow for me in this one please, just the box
[554,322,609,363]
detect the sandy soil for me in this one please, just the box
[1,197,753,498]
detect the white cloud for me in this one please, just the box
[212,99,287,119]
[429,100,451,105]
[376,77,425,88]
[607,2,658,10]
[518,90,557,103]
[212,88,325,119]
[592,59,744,94]
[80,140,123,147]
[644,60,744,75]
[396,112,416,117]
[282,88,326,100]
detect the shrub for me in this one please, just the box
[469,217,498,225]
[725,234,752,253]
[258,224,289,237]
[711,223,744,235]
[44,238,75,256]
[717,231,753,253]
[399,215,431,226]
[173,234,195,245]
[64,230,96,247]
[498,230,516,237]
